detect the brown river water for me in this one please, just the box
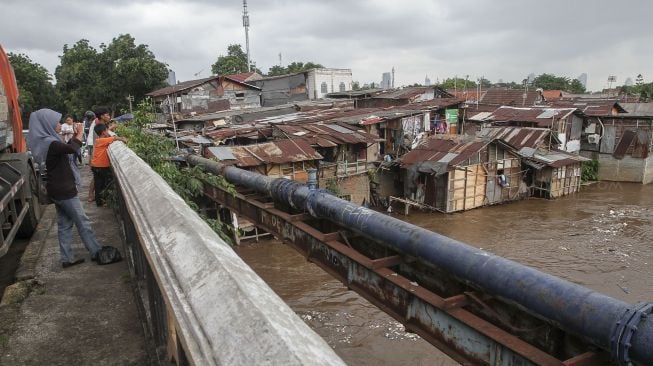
[235,182,653,365]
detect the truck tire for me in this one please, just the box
[17,168,41,238]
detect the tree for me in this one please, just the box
[100,35,169,112]
[266,61,324,76]
[267,65,286,76]
[532,73,570,90]
[351,81,360,91]
[211,44,257,75]
[635,74,644,86]
[7,53,59,122]
[55,35,168,116]
[440,77,477,90]
[568,79,586,94]
[478,77,492,88]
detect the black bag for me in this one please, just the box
[97,246,122,265]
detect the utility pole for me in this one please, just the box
[126,95,134,114]
[242,0,251,72]
[278,52,282,67]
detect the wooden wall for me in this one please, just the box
[444,156,521,213]
[549,163,581,198]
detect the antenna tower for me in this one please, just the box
[243,0,251,72]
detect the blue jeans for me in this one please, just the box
[52,197,102,263]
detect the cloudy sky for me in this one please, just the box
[2,0,651,91]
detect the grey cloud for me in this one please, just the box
[0,0,651,91]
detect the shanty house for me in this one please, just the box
[560,100,653,183]
[271,122,380,204]
[205,139,322,182]
[356,86,455,109]
[468,106,584,153]
[400,136,524,213]
[147,75,261,116]
[478,88,545,107]
[480,126,588,198]
[250,68,353,106]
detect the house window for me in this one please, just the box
[235,92,245,101]
[320,82,328,94]
[339,82,346,92]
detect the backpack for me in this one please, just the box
[96,246,122,265]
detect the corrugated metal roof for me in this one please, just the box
[549,99,627,116]
[520,149,589,168]
[224,72,260,83]
[206,139,322,167]
[400,136,490,168]
[621,102,653,117]
[479,106,578,127]
[276,123,377,146]
[325,124,353,134]
[207,146,236,160]
[179,136,213,144]
[468,112,493,121]
[480,127,555,149]
[147,76,219,97]
[480,89,542,106]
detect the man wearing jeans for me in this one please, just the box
[28,109,103,268]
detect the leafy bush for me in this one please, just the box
[581,160,599,182]
[118,100,235,244]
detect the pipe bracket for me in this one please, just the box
[610,301,653,365]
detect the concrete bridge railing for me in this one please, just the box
[108,142,345,366]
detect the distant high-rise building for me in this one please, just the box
[624,77,634,87]
[424,75,431,86]
[577,73,588,88]
[167,69,176,85]
[381,72,392,89]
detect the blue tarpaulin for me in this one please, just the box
[113,113,134,122]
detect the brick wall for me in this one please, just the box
[318,173,370,205]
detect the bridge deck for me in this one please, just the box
[0,167,150,365]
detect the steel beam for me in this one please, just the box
[188,154,653,366]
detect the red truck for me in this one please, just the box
[0,44,42,257]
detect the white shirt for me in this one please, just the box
[86,119,97,146]
[61,123,74,143]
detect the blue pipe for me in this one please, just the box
[187,155,652,365]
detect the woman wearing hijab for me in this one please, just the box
[28,109,103,268]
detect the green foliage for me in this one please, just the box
[7,52,59,123]
[581,160,599,183]
[211,44,260,75]
[351,81,361,91]
[440,77,477,90]
[568,79,586,94]
[119,101,235,244]
[266,61,324,76]
[55,35,168,117]
[531,73,586,93]
[622,76,653,101]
